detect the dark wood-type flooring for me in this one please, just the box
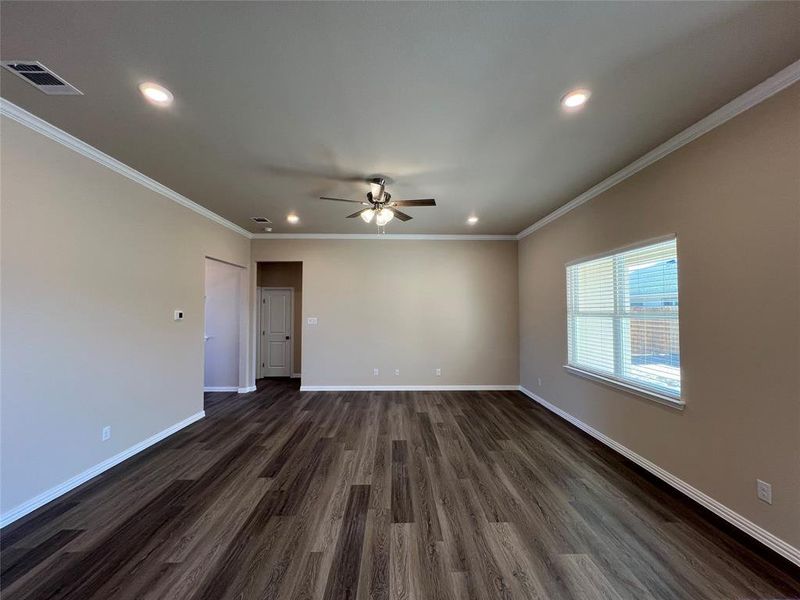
[2,379,798,599]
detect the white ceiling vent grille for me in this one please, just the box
[1,61,82,95]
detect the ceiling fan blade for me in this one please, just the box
[390,199,436,207]
[264,165,369,183]
[319,196,366,204]
[346,208,372,219]
[390,208,413,222]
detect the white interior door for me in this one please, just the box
[204,258,241,389]
[259,288,292,377]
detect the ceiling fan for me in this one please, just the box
[319,177,436,228]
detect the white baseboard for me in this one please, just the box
[517,386,800,567]
[299,384,519,392]
[291,373,302,379]
[0,411,205,528]
[202,385,257,394]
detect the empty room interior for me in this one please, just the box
[1,2,799,599]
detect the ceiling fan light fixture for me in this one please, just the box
[375,208,394,227]
[318,179,435,228]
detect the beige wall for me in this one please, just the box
[251,240,519,387]
[258,262,303,372]
[0,117,251,515]
[518,84,800,547]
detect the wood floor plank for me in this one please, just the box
[1,379,797,600]
[0,501,79,549]
[389,523,416,600]
[324,485,371,600]
[485,522,550,600]
[391,440,414,524]
[288,551,323,600]
[0,528,83,587]
[14,479,193,600]
[192,490,287,599]
[556,554,626,600]
[366,508,390,600]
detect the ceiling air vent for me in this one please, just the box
[1,61,82,95]
[251,217,272,224]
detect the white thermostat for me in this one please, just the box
[174,310,185,321]
[307,317,318,325]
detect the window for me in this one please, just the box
[566,237,681,404]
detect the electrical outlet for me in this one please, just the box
[102,426,111,441]
[435,368,441,376]
[394,369,400,376]
[537,377,542,387]
[756,479,772,505]
[373,368,379,376]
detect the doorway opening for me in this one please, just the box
[204,257,245,392]
[257,262,303,380]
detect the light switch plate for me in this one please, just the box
[174,310,184,321]
[307,317,318,325]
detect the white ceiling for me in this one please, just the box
[2,1,799,234]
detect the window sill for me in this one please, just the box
[563,365,685,410]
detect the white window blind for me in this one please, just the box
[566,237,681,401]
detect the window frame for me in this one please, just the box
[564,234,685,410]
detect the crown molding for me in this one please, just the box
[0,98,253,239]
[517,59,800,240]
[251,233,517,241]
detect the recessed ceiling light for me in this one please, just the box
[286,214,299,224]
[138,82,173,106]
[467,216,479,225]
[561,88,591,110]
